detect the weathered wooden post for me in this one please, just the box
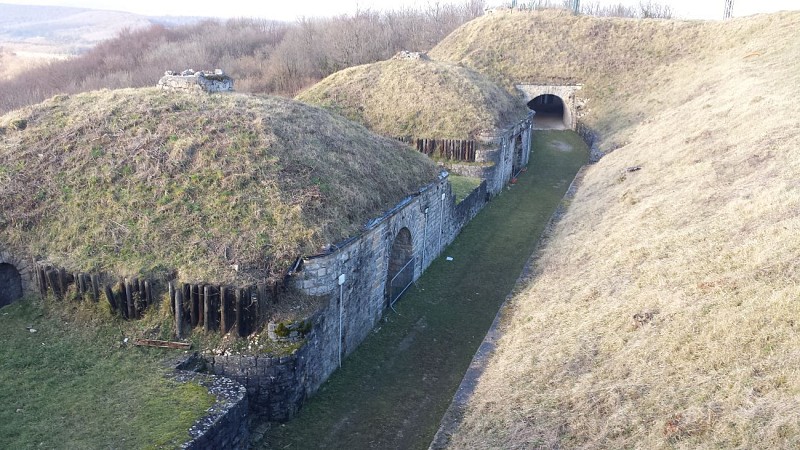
[74,272,83,298]
[90,274,100,302]
[235,288,244,337]
[175,287,184,339]
[168,282,175,315]
[104,285,116,312]
[46,269,60,299]
[203,285,211,333]
[189,284,198,328]
[125,279,135,320]
[144,280,152,310]
[116,281,127,318]
[58,268,67,298]
[220,286,229,334]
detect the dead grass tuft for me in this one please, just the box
[441,10,800,449]
[0,89,438,285]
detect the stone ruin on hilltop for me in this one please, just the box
[393,51,429,61]
[157,69,234,93]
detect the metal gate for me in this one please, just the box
[388,256,415,307]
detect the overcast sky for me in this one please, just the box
[4,0,798,21]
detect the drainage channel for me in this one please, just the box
[254,130,589,449]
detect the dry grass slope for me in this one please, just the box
[0,89,438,284]
[296,58,528,139]
[440,11,800,449]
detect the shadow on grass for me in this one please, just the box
[258,130,589,449]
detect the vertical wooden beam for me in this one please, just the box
[46,269,60,299]
[189,284,198,328]
[144,280,152,311]
[168,282,175,315]
[235,288,244,337]
[175,287,184,340]
[197,284,206,328]
[104,285,116,311]
[203,285,211,333]
[116,281,127,318]
[125,279,135,320]
[90,274,100,302]
[74,273,83,298]
[58,268,67,299]
[220,286,229,334]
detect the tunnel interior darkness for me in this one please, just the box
[527,94,566,128]
[0,263,23,308]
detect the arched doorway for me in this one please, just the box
[512,134,524,177]
[386,227,414,307]
[0,263,23,308]
[527,94,567,129]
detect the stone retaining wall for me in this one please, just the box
[158,70,234,93]
[177,371,249,450]
[208,115,534,423]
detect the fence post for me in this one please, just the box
[125,279,135,320]
[90,274,100,302]
[104,285,116,311]
[175,287,184,339]
[220,286,229,334]
[203,285,211,333]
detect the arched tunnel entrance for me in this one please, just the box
[527,94,567,129]
[0,263,23,308]
[386,227,414,307]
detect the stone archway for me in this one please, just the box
[0,263,23,308]
[516,84,581,130]
[527,94,566,129]
[386,227,414,307]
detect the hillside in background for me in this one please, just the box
[0,89,438,285]
[0,3,483,114]
[437,10,800,448]
[297,57,528,139]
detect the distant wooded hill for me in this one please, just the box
[0,3,203,52]
[0,2,486,114]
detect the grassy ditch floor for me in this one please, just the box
[448,174,482,203]
[257,130,588,449]
[0,297,214,449]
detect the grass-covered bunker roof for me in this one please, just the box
[0,88,439,284]
[296,57,529,140]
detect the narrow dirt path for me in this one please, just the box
[255,131,588,450]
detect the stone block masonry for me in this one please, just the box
[175,371,249,450]
[207,114,535,423]
[158,69,234,93]
[209,170,493,421]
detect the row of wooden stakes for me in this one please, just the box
[35,264,158,320]
[169,283,262,339]
[396,137,479,162]
[34,264,273,338]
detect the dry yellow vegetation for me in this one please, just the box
[296,57,528,140]
[0,89,438,284]
[437,10,800,449]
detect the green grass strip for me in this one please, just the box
[258,130,589,449]
[0,299,214,449]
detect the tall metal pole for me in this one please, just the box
[724,0,734,19]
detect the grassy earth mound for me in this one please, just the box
[296,57,529,140]
[437,10,800,449]
[0,88,438,284]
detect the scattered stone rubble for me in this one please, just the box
[393,51,429,61]
[157,69,234,93]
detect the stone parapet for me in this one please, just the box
[158,69,234,93]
